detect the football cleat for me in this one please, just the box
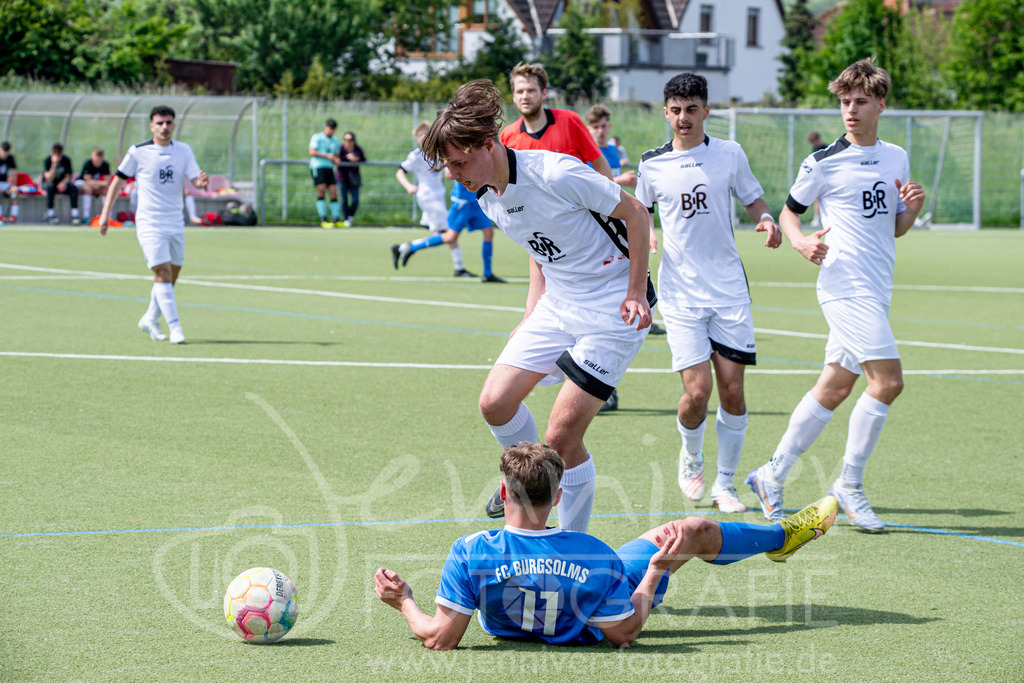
[746,465,785,522]
[711,484,746,513]
[71,217,82,225]
[320,221,334,229]
[138,317,167,341]
[169,328,186,345]
[485,486,505,518]
[766,495,838,562]
[334,220,346,228]
[5,215,15,223]
[481,274,506,283]
[343,218,353,227]
[678,451,704,500]
[47,216,60,224]
[829,480,885,532]
[598,389,618,412]
[453,268,477,277]
[649,322,667,335]
[390,244,401,270]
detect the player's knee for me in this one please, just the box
[479,391,514,426]
[873,376,903,403]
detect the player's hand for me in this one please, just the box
[651,521,686,572]
[194,170,209,189]
[621,296,652,331]
[375,568,411,609]
[896,178,925,213]
[98,213,110,236]
[407,186,418,195]
[757,217,782,248]
[796,226,830,266]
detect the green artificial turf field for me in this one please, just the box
[1,224,1022,681]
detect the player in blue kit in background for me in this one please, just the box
[375,442,839,649]
[391,176,505,282]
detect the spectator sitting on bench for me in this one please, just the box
[76,147,111,220]
[0,141,19,223]
[43,143,81,225]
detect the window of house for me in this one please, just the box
[699,4,713,46]
[466,0,500,27]
[747,7,760,47]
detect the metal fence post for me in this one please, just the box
[282,99,289,221]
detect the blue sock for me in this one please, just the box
[482,240,493,277]
[410,233,445,253]
[330,200,340,221]
[316,199,326,220]
[709,522,785,565]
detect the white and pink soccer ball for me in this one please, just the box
[223,567,298,643]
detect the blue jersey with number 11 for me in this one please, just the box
[434,526,634,645]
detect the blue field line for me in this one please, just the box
[4,510,1022,549]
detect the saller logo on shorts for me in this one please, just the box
[527,232,566,262]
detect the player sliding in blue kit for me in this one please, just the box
[391,179,505,282]
[375,442,839,649]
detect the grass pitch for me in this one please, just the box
[1,224,1022,681]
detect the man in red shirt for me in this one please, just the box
[500,63,614,181]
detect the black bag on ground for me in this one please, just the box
[220,201,258,226]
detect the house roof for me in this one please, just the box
[505,0,561,37]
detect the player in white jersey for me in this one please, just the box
[636,73,782,514]
[375,442,839,649]
[420,80,654,533]
[746,59,924,532]
[395,123,472,276]
[98,105,208,345]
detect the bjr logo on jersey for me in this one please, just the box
[527,232,565,262]
[680,183,709,219]
[861,180,889,218]
[158,165,175,183]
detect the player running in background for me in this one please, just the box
[375,442,839,649]
[308,118,342,228]
[98,105,208,345]
[746,58,925,532]
[635,73,781,514]
[393,122,474,277]
[391,175,506,282]
[421,79,654,533]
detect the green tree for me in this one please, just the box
[802,0,944,109]
[174,0,388,92]
[467,16,529,85]
[778,0,818,105]
[72,0,186,86]
[545,1,608,104]
[944,0,1024,111]
[1,0,89,83]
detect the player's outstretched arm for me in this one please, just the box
[780,205,829,266]
[894,178,925,238]
[743,198,782,248]
[374,568,471,650]
[610,190,652,330]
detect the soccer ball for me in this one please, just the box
[224,567,299,643]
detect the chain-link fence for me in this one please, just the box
[4,92,1023,227]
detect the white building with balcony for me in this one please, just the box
[394,0,786,104]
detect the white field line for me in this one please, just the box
[2,263,1023,355]
[0,351,1021,376]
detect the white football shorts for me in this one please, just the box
[821,296,899,375]
[495,293,648,400]
[661,302,757,372]
[418,196,449,233]
[137,228,185,269]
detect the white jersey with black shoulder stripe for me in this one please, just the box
[117,139,201,233]
[635,136,763,307]
[476,148,653,310]
[786,136,909,305]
